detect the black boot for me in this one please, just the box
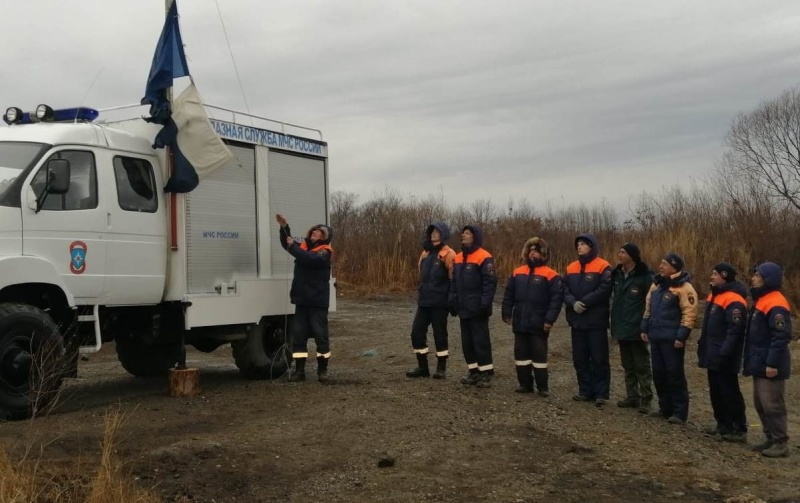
[406,353,430,378]
[476,371,493,388]
[432,356,447,379]
[515,365,533,393]
[317,356,330,383]
[533,367,549,396]
[460,369,481,385]
[288,358,306,382]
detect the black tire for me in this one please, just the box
[232,317,291,379]
[0,303,66,420]
[115,332,182,378]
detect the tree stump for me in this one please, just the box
[168,368,201,397]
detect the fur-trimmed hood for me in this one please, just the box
[306,224,333,245]
[521,237,549,262]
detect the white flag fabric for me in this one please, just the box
[172,83,234,180]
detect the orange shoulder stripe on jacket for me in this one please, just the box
[536,266,559,281]
[585,258,611,274]
[300,242,334,253]
[712,291,746,309]
[457,248,492,265]
[513,265,558,280]
[438,246,455,260]
[566,258,609,275]
[755,290,791,314]
[513,265,530,276]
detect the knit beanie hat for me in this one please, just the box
[664,252,684,272]
[713,263,736,282]
[620,243,642,264]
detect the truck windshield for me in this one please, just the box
[0,142,50,207]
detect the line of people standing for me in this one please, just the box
[404,224,793,458]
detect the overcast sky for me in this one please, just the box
[3,1,800,211]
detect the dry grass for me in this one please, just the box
[331,184,800,307]
[0,409,160,503]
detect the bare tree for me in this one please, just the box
[724,87,800,211]
[469,198,497,225]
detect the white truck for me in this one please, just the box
[0,104,332,419]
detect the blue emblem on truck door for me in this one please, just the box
[69,241,87,274]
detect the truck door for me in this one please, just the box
[102,153,167,305]
[21,149,107,303]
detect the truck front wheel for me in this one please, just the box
[232,317,291,379]
[0,303,66,420]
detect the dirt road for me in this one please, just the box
[1,295,799,502]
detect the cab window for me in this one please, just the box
[31,150,97,211]
[113,156,158,213]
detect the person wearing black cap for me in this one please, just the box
[563,233,613,406]
[276,214,334,383]
[610,243,654,413]
[449,225,498,388]
[697,263,748,442]
[406,223,456,379]
[640,252,698,425]
[744,262,792,458]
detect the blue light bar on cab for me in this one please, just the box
[3,106,99,125]
[50,107,100,123]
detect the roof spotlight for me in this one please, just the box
[3,107,23,125]
[35,104,54,122]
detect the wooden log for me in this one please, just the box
[168,367,201,397]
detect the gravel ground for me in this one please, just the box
[1,294,799,503]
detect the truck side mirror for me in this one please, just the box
[33,158,71,213]
[45,159,71,194]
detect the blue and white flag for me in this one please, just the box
[141,0,233,193]
[141,0,188,124]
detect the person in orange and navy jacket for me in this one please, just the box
[744,262,792,458]
[563,233,613,406]
[501,237,562,396]
[641,252,699,425]
[275,214,334,384]
[449,225,498,388]
[406,223,456,379]
[697,263,748,442]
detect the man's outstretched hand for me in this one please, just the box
[275,214,288,227]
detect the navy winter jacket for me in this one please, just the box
[417,223,455,307]
[744,263,792,379]
[698,281,747,373]
[502,261,563,335]
[449,225,497,319]
[280,224,333,309]
[640,271,699,342]
[562,233,613,330]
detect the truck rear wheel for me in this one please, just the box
[0,303,66,420]
[115,333,182,377]
[232,317,291,379]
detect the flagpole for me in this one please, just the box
[165,0,178,252]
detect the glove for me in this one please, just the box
[573,301,587,314]
[502,317,511,325]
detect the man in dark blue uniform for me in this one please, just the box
[276,214,334,383]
